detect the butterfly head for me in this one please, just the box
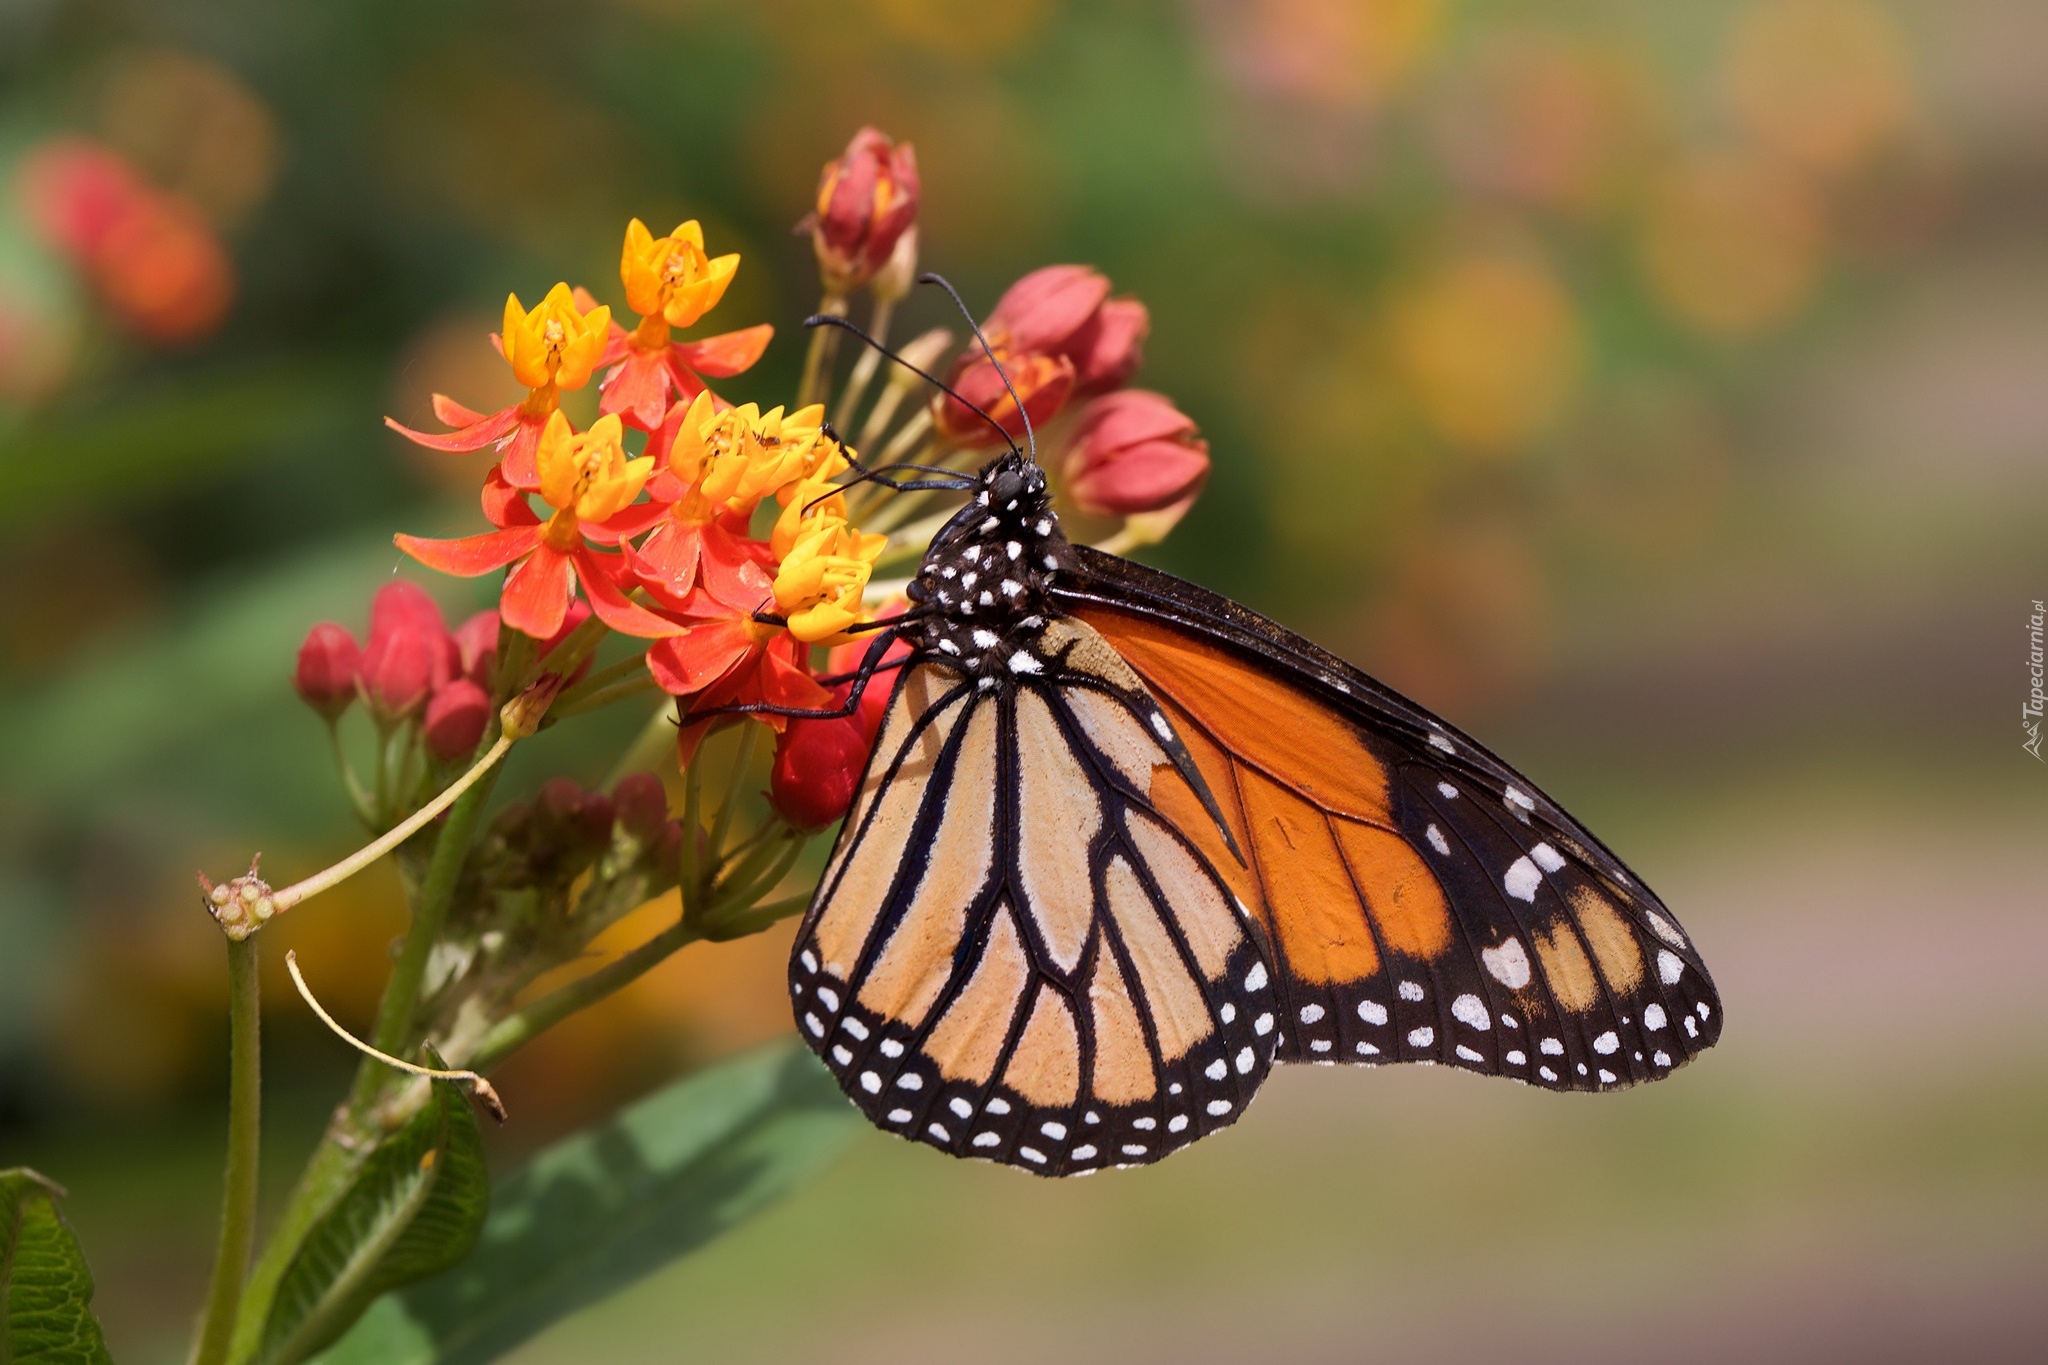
[903,452,1073,688]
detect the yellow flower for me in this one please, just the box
[773,514,886,644]
[620,219,739,328]
[502,283,612,391]
[666,391,817,514]
[536,412,653,526]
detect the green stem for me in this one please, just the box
[550,671,660,721]
[797,292,848,407]
[469,918,700,1071]
[704,891,810,942]
[709,834,805,923]
[552,652,649,711]
[361,728,506,1076]
[326,719,376,827]
[706,723,758,871]
[522,612,609,693]
[831,298,892,432]
[191,936,262,1365]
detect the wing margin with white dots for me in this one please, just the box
[790,640,1284,1177]
[1058,547,1723,1094]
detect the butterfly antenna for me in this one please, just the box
[919,272,1036,464]
[803,314,1021,457]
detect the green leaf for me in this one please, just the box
[255,1078,489,1365]
[313,1040,859,1365]
[0,1168,115,1365]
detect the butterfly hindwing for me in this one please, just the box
[794,633,1280,1177]
[1058,546,1723,1093]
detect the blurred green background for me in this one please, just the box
[2,0,2044,1360]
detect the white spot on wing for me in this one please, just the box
[1235,1047,1255,1074]
[1357,1000,1388,1025]
[841,1017,869,1040]
[1540,1037,1565,1056]
[1482,937,1532,989]
[1407,1026,1435,1047]
[1007,650,1042,674]
[1427,731,1455,754]
[1299,1004,1325,1024]
[799,950,817,974]
[1658,949,1684,985]
[1356,1042,1380,1056]
[1504,857,1541,902]
[1254,1013,1274,1036]
[880,1039,905,1058]
[972,1131,1001,1148]
[1397,980,1425,1002]
[1643,1004,1667,1031]
[1206,1099,1232,1116]
[887,1108,912,1123]
[1019,1146,1047,1164]
[1593,1031,1620,1055]
[1205,1058,1226,1080]
[1456,1044,1485,1063]
[1438,782,1459,799]
[1451,994,1491,1030]
[1531,842,1566,873]
[1506,1050,1525,1065]
[1427,824,1450,855]
[860,1071,881,1093]
[1041,1121,1067,1140]
[1219,1003,1236,1024]
[1504,786,1535,817]
[1245,962,1269,991]
[949,1097,973,1119]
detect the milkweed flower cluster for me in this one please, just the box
[257,122,1214,1148]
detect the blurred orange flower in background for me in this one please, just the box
[1637,154,1827,338]
[1391,249,1584,456]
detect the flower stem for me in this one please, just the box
[326,718,377,827]
[831,298,893,432]
[364,749,506,1064]
[798,292,849,407]
[550,670,660,721]
[469,917,699,1071]
[706,722,759,870]
[271,730,516,916]
[190,935,261,1365]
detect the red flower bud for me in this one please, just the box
[358,581,457,722]
[987,265,1110,355]
[936,351,1075,448]
[293,622,360,719]
[770,711,873,832]
[537,778,615,851]
[611,772,671,844]
[422,679,491,761]
[454,610,500,686]
[1062,391,1211,518]
[1067,297,1149,394]
[809,127,920,292]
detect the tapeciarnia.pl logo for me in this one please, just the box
[2027,599,2045,761]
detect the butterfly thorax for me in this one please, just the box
[902,452,1075,690]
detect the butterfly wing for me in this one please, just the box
[792,625,1280,1176]
[1056,546,1722,1093]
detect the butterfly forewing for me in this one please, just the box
[792,631,1281,1177]
[1059,547,1723,1093]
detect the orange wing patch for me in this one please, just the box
[1085,607,1393,825]
[1238,765,1384,985]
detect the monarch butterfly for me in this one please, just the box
[763,293,1722,1178]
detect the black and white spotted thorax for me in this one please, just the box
[902,453,1076,688]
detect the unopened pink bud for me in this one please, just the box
[1068,297,1149,394]
[987,265,1110,355]
[809,127,921,293]
[293,622,359,719]
[453,610,500,686]
[611,772,670,843]
[359,581,458,722]
[422,679,491,761]
[1063,390,1211,518]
